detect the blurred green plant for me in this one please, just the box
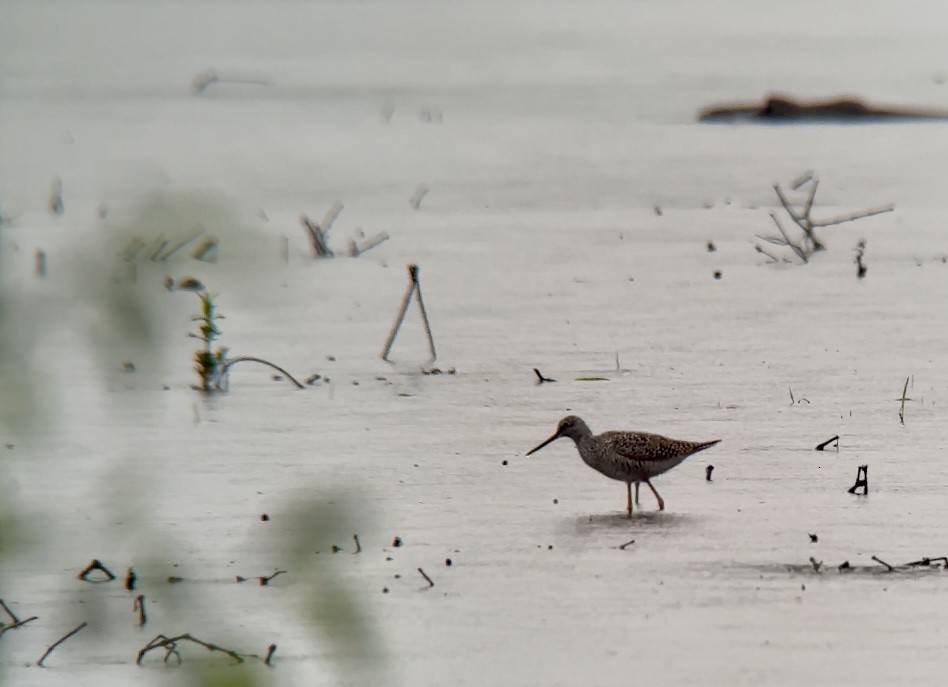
[190,292,228,393]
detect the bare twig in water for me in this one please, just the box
[264,643,277,666]
[907,556,948,567]
[417,568,435,588]
[219,356,305,389]
[871,555,894,572]
[705,465,714,481]
[410,184,430,210]
[125,568,137,591]
[353,535,362,554]
[534,368,556,384]
[136,633,249,665]
[300,215,334,258]
[618,539,635,550]
[37,621,88,667]
[0,615,38,640]
[815,435,839,451]
[78,559,116,583]
[809,557,822,572]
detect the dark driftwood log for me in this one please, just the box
[699,93,948,123]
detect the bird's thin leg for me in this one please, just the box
[634,482,640,505]
[625,482,633,517]
[645,480,665,511]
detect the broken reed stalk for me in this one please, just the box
[897,377,911,424]
[264,643,277,666]
[157,227,204,262]
[814,205,894,227]
[300,215,334,258]
[219,356,305,389]
[37,621,88,667]
[353,535,362,554]
[134,595,147,627]
[618,539,635,550]
[871,555,894,572]
[534,368,555,384]
[410,185,430,210]
[0,616,38,639]
[380,264,437,363]
[136,633,247,665]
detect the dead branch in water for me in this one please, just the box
[37,622,88,667]
[757,173,894,263]
[134,595,147,627]
[0,615,38,640]
[417,568,435,588]
[534,368,556,384]
[815,435,839,451]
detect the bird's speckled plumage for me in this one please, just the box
[526,415,720,515]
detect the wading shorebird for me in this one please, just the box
[526,415,720,516]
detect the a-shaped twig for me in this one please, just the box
[815,435,839,451]
[77,559,116,583]
[847,465,869,495]
[134,595,147,627]
[417,568,435,588]
[0,615,38,640]
[136,633,248,665]
[381,264,437,364]
[37,622,88,667]
[534,368,556,384]
[896,377,912,424]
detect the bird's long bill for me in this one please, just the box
[526,432,560,456]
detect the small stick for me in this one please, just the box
[0,615,38,639]
[417,567,435,588]
[77,559,116,583]
[705,465,714,481]
[534,368,555,384]
[192,236,218,261]
[618,539,635,550]
[133,595,147,627]
[321,201,344,234]
[35,250,46,277]
[353,534,362,554]
[871,555,894,572]
[37,621,88,667]
[815,435,839,451]
[411,267,438,363]
[125,568,137,591]
[789,387,794,406]
[0,599,21,625]
[813,204,894,227]
[158,227,204,261]
[264,643,277,666]
[897,377,911,424]
[808,557,822,572]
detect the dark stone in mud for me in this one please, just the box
[698,93,948,123]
